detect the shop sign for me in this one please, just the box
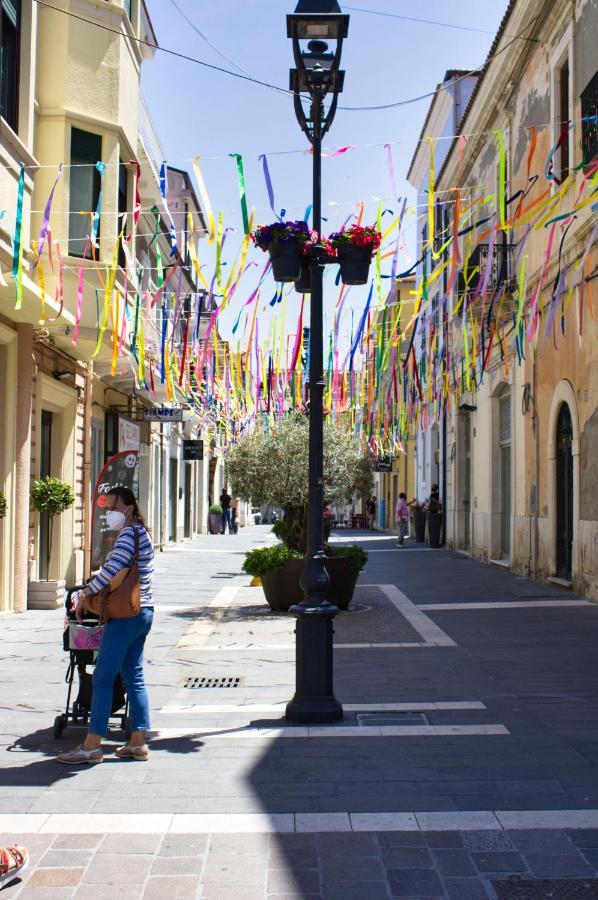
[143,407,183,423]
[183,440,204,461]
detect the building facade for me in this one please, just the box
[411,0,597,596]
[0,0,223,612]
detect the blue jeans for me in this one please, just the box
[221,508,232,533]
[90,608,153,737]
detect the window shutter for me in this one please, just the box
[2,0,20,28]
[499,393,511,445]
[71,127,102,163]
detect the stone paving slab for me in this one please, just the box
[4,829,598,899]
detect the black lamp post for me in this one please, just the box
[285,0,349,725]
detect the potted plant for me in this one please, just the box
[0,492,6,520]
[427,510,443,547]
[226,413,373,610]
[328,225,382,286]
[208,504,222,535]
[410,500,428,543]
[252,220,315,283]
[29,476,75,610]
[242,544,303,611]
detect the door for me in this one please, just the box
[184,463,192,539]
[169,459,177,542]
[463,416,472,550]
[556,404,573,579]
[499,392,511,559]
[39,410,52,579]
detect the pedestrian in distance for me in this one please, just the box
[395,492,410,546]
[220,488,233,534]
[56,487,154,765]
[428,483,442,513]
[231,497,239,534]
[367,495,377,530]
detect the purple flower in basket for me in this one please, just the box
[252,220,315,252]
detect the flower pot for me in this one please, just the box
[413,509,427,543]
[208,512,222,534]
[427,511,443,548]
[269,245,302,283]
[337,246,372,286]
[260,556,359,612]
[294,260,312,293]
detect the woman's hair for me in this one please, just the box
[399,492,407,499]
[107,486,148,530]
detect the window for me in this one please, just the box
[124,0,132,19]
[581,71,598,165]
[0,0,20,131]
[69,127,102,257]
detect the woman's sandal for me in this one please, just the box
[0,845,29,889]
[115,743,149,761]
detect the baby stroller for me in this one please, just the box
[53,585,132,740]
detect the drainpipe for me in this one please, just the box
[14,325,33,613]
[82,361,93,581]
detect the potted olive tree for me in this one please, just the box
[227,413,373,611]
[28,476,74,610]
[208,504,223,535]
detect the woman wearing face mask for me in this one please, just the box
[57,487,155,765]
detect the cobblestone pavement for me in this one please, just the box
[2,526,598,898]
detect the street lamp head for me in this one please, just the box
[287,0,349,41]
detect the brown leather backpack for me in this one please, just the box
[88,527,141,624]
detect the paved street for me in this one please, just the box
[3,526,598,897]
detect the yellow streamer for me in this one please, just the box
[192,156,216,243]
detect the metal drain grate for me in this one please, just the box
[493,879,598,899]
[356,712,429,727]
[181,676,243,689]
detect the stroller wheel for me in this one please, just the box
[122,716,132,740]
[53,715,66,739]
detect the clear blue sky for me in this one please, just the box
[141,0,509,349]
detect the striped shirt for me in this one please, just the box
[87,525,154,608]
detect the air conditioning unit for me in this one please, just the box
[458,392,476,413]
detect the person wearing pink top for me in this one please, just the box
[395,492,410,547]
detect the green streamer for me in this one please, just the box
[230,153,249,235]
[12,163,25,309]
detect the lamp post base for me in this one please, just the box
[285,602,344,724]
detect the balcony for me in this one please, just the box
[456,242,516,300]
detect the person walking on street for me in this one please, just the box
[56,487,154,765]
[367,496,377,530]
[220,489,232,534]
[395,492,410,546]
[231,498,239,534]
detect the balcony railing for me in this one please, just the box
[456,242,516,299]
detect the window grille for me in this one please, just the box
[581,71,598,165]
[0,0,21,131]
[499,392,511,446]
[69,128,102,258]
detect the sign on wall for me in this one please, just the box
[183,440,204,461]
[118,417,140,452]
[143,407,184,423]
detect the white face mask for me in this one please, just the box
[105,510,126,531]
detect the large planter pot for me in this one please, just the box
[294,261,312,294]
[28,579,66,610]
[269,245,302,283]
[260,557,359,613]
[208,512,222,534]
[413,509,427,543]
[337,246,372,286]
[427,511,443,548]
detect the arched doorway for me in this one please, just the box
[556,403,573,580]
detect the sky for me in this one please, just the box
[140,0,510,352]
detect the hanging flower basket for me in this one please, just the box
[252,221,315,284]
[329,225,382,286]
[294,260,312,293]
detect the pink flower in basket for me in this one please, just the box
[71,625,103,651]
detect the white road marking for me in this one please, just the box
[158,701,486,715]
[147,724,508,740]
[6,808,598,833]
[367,584,457,647]
[419,600,590,610]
